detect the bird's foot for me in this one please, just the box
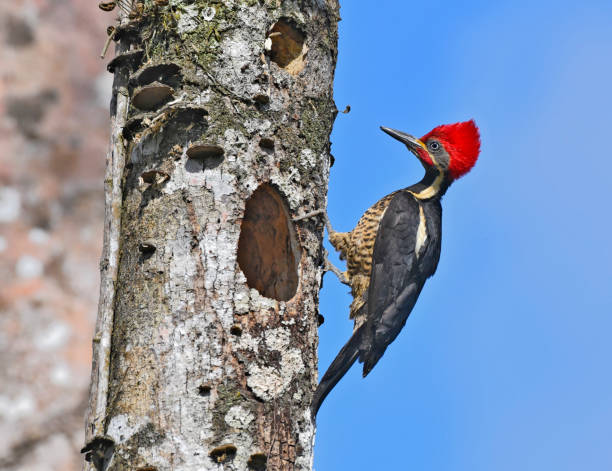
[292,209,334,235]
[323,249,350,286]
[293,210,348,285]
[293,208,325,222]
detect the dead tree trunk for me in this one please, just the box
[83,1,339,470]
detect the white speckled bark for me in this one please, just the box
[84,1,339,470]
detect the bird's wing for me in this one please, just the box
[359,191,438,375]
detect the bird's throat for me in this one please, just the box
[408,168,448,200]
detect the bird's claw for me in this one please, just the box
[323,249,350,286]
[293,210,348,284]
[292,209,334,236]
[292,209,326,222]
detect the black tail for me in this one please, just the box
[311,326,365,418]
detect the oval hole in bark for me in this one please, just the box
[248,453,267,471]
[140,169,169,186]
[237,184,299,301]
[185,143,224,172]
[131,62,182,88]
[267,18,306,76]
[132,82,174,111]
[107,49,144,73]
[253,93,270,105]
[259,137,275,150]
[138,241,156,261]
[209,444,237,464]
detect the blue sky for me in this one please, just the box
[315,1,612,469]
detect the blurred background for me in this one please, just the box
[2,1,612,471]
[0,1,109,469]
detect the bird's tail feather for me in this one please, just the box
[311,326,364,418]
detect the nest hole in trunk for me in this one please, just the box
[267,18,306,76]
[237,184,299,301]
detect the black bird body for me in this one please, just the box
[311,121,480,417]
[364,188,442,373]
[312,173,445,416]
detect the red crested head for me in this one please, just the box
[420,119,481,180]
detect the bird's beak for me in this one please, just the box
[380,126,428,156]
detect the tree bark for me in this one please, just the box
[84,1,339,470]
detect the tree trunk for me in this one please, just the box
[83,1,339,470]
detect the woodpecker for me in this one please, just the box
[311,120,481,417]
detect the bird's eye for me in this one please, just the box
[429,141,440,151]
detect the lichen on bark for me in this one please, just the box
[85,0,339,469]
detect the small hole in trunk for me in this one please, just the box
[209,444,237,464]
[185,143,224,172]
[248,453,267,471]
